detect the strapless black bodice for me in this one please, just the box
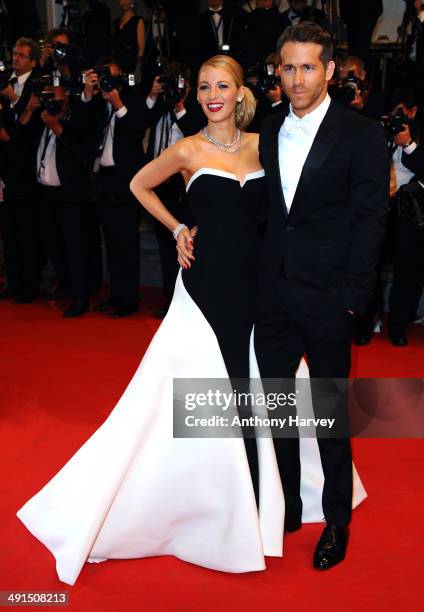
[182,169,266,378]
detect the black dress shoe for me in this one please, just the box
[354,335,371,346]
[313,524,349,570]
[63,301,89,318]
[14,292,38,304]
[94,299,117,313]
[389,333,408,347]
[111,305,138,318]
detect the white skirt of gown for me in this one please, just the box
[17,271,367,585]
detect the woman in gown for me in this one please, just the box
[17,56,367,586]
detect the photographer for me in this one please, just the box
[81,57,149,318]
[335,55,384,120]
[246,53,288,132]
[21,85,93,317]
[238,1,284,67]
[386,88,424,346]
[0,37,41,302]
[198,1,247,68]
[145,60,205,317]
[39,28,85,98]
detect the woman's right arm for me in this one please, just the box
[129,139,195,268]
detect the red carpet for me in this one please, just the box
[0,293,423,612]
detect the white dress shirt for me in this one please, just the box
[36,127,61,187]
[99,102,128,167]
[146,95,186,157]
[391,145,416,193]
[210,8,224,48]
[278,93,331,212]
[10,70,31,108]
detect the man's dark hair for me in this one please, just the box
[386,87,418,113]
[94,56,121,71]
[14,37,40,62]
[277,22,333,66]
[45,27,70,45]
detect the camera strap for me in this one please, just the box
[210,12,224,48]
[38,128,53,178]
[98,103,114,154]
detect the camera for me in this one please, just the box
[381,112,411,139]
[246,63,280,97]
[32,74,61,97]
[0,61,12,91]
[334,70,364,106]
[53,42,77,65]
[94,67,135,93]
[157,73,187,106]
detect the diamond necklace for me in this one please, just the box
[201,127,242,153]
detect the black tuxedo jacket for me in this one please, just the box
[258,99,390,315]
[1,71,37,198]
[30,106,93,198]
[197,7,246,66]
[80,88,148,195]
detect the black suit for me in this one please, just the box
[255,100,389,526]
[34,107,93,304]
[340,0,383,71]
[198,7,246,68]
[0,71,40,298]
[82,88,148,309]
[389,125,424,337]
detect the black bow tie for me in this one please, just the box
[209,9,223,16]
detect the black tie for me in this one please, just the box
[8,76,17,87]
[209,9,223,16]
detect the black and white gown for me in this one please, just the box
[17,169,366,585]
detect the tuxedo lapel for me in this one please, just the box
[288,100,341,220]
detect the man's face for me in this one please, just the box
[52,33,70,46]
[209,0,222,10]
[256,0,273,8]
[289,0,308,14]
[280,41,334,116]
[12,44,36,75]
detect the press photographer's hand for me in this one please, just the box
[83,69,99,98]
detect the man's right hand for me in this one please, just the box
[149,76,164,102]
[83,69,99,99]
[26,93,41,114]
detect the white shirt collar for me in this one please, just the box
[288,93,331,129]
[11,70,32,86]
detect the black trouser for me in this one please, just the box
[96,195,140,308]
[389,216,424,336]
[254,296,353,527]
[38,187,90,303]
[154,181,181,307]
[0,194,40,296]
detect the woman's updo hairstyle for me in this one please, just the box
[199,55,256,130]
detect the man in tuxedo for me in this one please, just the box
[20,86,93,317]
[0,37,40,302]
[198,0,246,68]
[255,23,389,570]
[81,58,149,318]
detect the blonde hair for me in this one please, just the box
[199,55,256,130]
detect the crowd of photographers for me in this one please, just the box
[0,0,423,346]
